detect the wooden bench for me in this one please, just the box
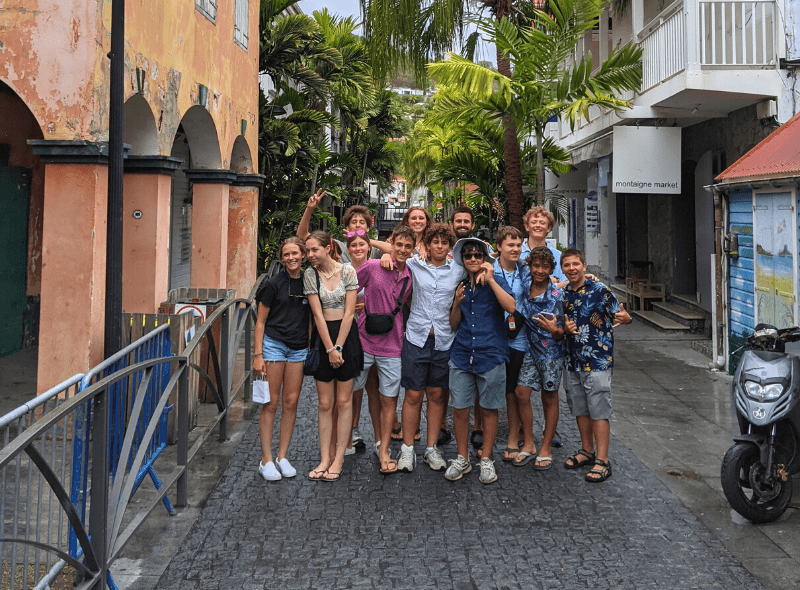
[612,280,665,311]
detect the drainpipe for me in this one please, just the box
[713,187,726,369]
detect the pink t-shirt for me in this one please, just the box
[356,259,412,357]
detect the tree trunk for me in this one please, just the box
[495,20,525,231]
[536,128,545,206]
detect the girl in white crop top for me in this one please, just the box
[303,230,362,482]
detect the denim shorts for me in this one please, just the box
[353,353,402,397]
[400,335,450,391]
[448,361,506,410]
[565,370,613,420]
[518,356,564,393]
[262,334,307,363]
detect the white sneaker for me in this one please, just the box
[276,458,296,478]
[423,446,446,471]
[397,443,415,472]
[374,440,381,457]
[352,428,366,448]
[444,455,472,481]
[258,461,281,481]
[478,457,497,484]
[345,447,356,456]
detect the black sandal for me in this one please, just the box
[585,459,612,483]
[564,448,596,470]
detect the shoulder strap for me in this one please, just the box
[390,277,409,318]
[314,268,322,308]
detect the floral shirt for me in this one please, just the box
[563,278,621,371]
[520,280,565,360]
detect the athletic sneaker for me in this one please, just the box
[276,458,296,478]
[345,446,356,456]
[397,443,416,472]
[444,455,472,481]
[258,461,281,481]
[423,446,446,471]
[478,457,497,484]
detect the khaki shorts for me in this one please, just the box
[565,370,613,420]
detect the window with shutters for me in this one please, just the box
[196,0,217,23]
[234,0,249,50]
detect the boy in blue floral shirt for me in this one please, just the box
[561,249,630,483]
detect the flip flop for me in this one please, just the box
[307,469,326,481]
[390,426,403,441]
[322,470,342,482]
[533,456,553,471]
[379,459,398,474]
[502,447,520,463]
[513,451,535,467]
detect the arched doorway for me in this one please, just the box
[168,107,221,290]
[0,80,44,357]
[123,95,159,155]
[230,135,253,173]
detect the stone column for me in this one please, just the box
[122,156,183,313]
[227,173,265,300]
[184,169,237,290]
[28,140,109,393]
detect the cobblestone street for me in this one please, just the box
[153,359,772,589]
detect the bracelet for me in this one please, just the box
[255,351,263,355]
[326,346,336,354]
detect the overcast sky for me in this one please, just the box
[297,0,496,66]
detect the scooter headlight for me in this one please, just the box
[743,381,784,401]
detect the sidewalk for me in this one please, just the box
[142,322,783,590]
[613,323,800,589]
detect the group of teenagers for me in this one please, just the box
[252,189,631,487]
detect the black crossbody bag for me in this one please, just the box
[365,277,409,336]
[303,270,321,376]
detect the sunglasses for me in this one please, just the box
[346,229,368,238]
[462,252,485,260]
[288,281,305,299]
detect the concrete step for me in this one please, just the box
[632,310,691,333]
[671,294,709,316]
[690,339,714,359]
[650,302,706,333]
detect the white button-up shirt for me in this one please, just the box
[405,255,466,351]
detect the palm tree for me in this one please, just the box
[428,0,642,225]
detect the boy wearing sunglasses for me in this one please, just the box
[445,238,516,484]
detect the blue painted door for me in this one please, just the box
[754,192,795,328]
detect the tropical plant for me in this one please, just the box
[428,0,642,226]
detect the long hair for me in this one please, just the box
[306,230,341,262]
[399,206,432,235]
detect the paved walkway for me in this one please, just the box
[153,334,773,589]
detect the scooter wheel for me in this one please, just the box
[721,442,792,524]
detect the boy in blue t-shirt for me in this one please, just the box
[561,249,630,483]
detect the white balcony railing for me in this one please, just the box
[640,2,686,92]
[639,0,777,93]
[699,0,776,66]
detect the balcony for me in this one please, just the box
[556,0,784,147]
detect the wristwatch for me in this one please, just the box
[334,345,343,353]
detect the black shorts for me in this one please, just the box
[400,334,450,391]
[506,348,526,394]
[313,320,364,383]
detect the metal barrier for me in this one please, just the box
[0,375,85,590]
[0,272,267,590]
[69,322,174,566]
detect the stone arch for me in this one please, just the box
[229,135,252,173]
[0,80,45,357]
[123,95,159,155]
[180,106,221,169]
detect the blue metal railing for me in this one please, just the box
[69,323,174,564]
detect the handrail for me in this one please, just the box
[640,0,684,40]
[0,374,84,428]
[81,323,169,389]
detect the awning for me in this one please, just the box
[570,132,613,165]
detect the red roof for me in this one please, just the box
[716,111,800,183]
